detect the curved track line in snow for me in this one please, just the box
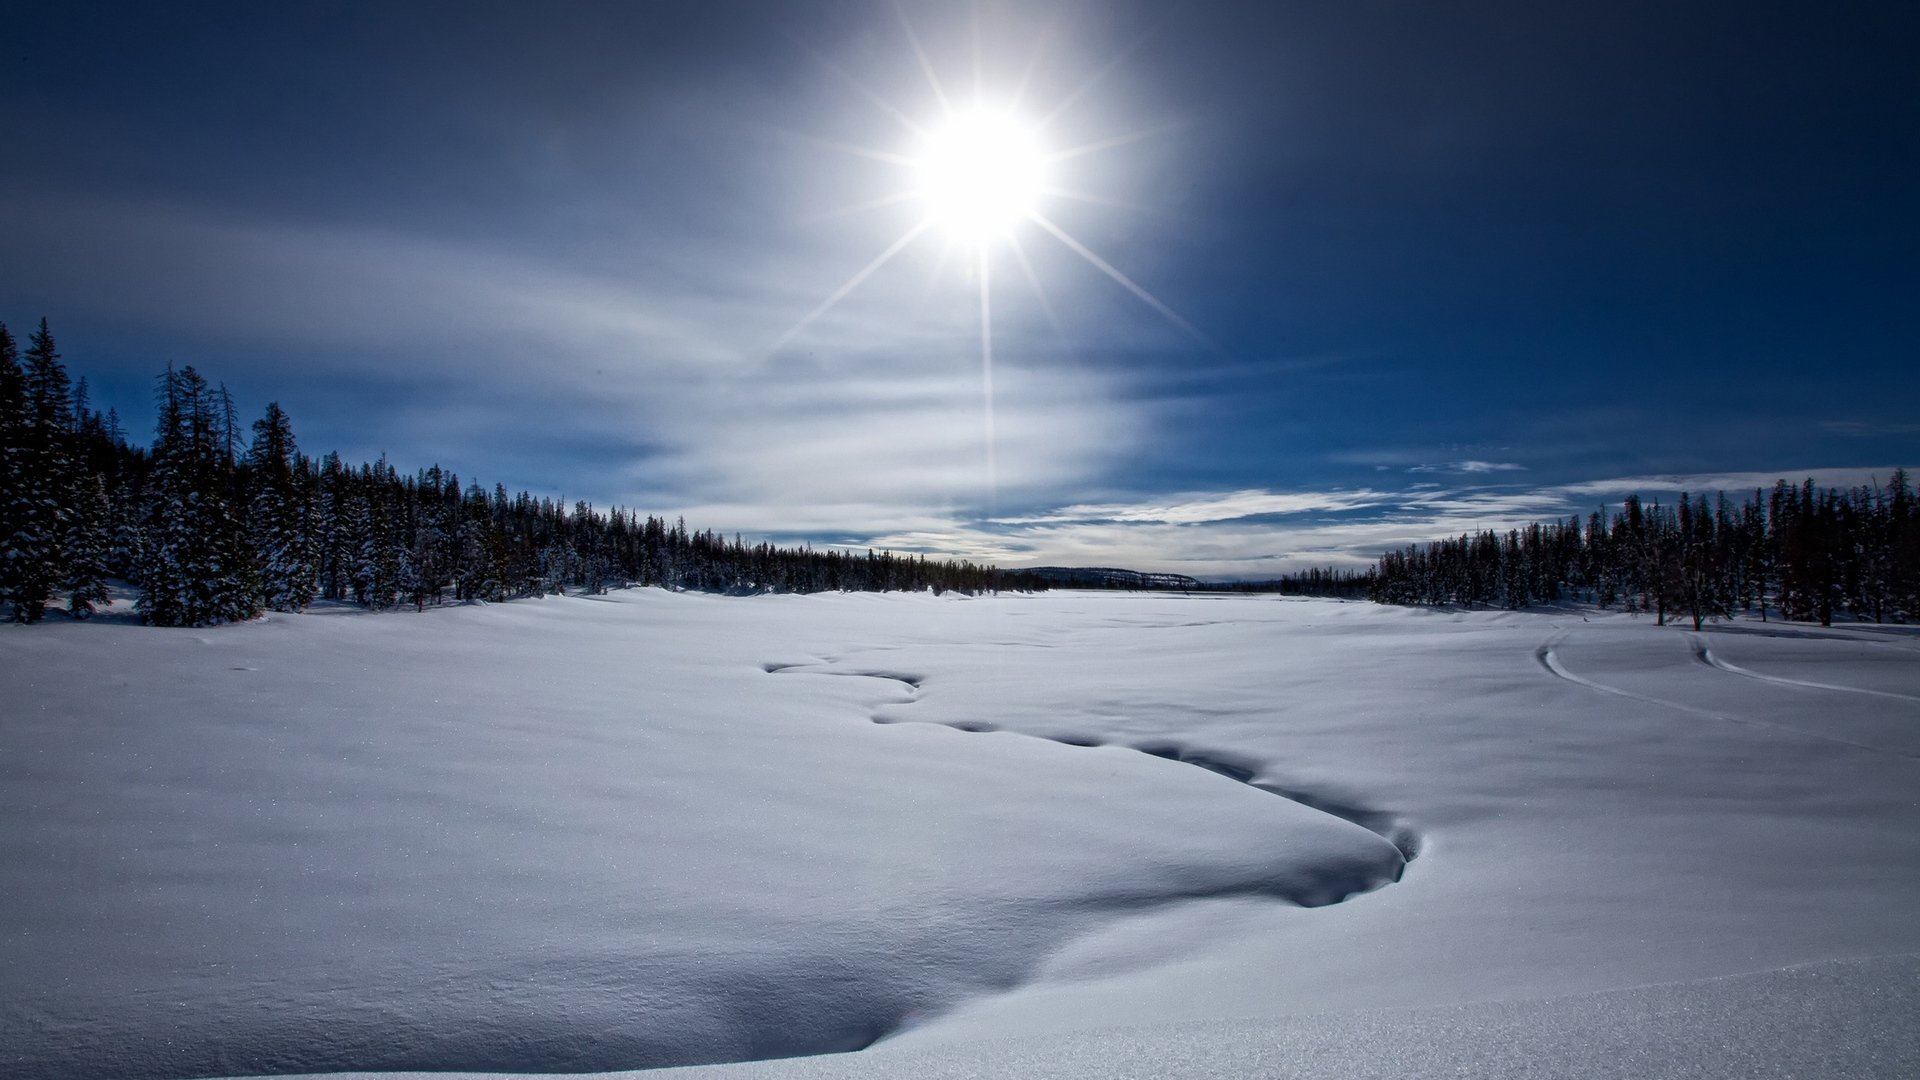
[751,659,1417,1065]
[1689,636,1920,704]
[1535,639,1920,762]
[764,662,1421,873]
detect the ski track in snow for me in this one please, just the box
[1535,636,1920,762]
[762,660,1422,869]
[1689,635,1920,704]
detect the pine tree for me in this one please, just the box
[1739,491,1770,619]
[244,402,318,611]
[1676,493,1727,630]
[64,473,113,618]
[9,320,77,621]
[313,453,352,601]
[1889,468,1916,623]
[137,366,258,627]
[0,323,25,617]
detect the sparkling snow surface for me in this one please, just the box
[2,590,1917,1078]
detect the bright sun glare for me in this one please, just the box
[778,11,1213,506]
[915,108,1047,246]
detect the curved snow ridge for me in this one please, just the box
[1690,636,1920,704]
[761,659,925,691]
[765,662,1421,887]
[1535,639,1920,762]
[944,730,1422,873]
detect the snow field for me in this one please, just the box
[3,589,1918,1078]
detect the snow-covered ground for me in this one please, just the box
[2,590,1917,1079]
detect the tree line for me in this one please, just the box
[1368,474,1920,628]
[1217,567,1374,599]
[0,320,1045,627]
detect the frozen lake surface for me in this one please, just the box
[2,590,1916,1078]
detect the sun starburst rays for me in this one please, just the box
[977,245,997,504]
[1026,211,1213,350]
[895,1,953,115]
[777,13,1208,505]
[777,111,1194,351]
[772,218,932,353]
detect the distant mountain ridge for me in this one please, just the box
[1023,566,1205,590]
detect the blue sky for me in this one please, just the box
[4,1,1915,576]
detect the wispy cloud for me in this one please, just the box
[1549,468,1905,500]
[1408,459,1527,475]
[992,488,1392,525]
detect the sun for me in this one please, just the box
[775,12,1213,504]
[914,108,1048,247]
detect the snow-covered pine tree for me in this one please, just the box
[1890,469,1917,623]
[409,465,457,607]
[312,452,352,601]
[9,320,78,621]
[0,323,25,617]
[137,366,259,627]
[369,473,409,610]
[353,458,405,609]
[108,474,144,584]
[244,402,318,611]
[394,538,423,611]
[138,367,200,625]
[451,483,501,601]
[340,461,391,610]
[64,473,113,618]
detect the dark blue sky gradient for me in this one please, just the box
[4,1,1914,574]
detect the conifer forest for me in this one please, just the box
[1368,476,1920,627]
